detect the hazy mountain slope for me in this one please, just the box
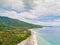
[0,16,42,28]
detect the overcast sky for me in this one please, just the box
[0,0,60,26]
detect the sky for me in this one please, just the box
[0,0,60,26]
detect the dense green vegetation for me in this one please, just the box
[0,23,31,45]
[0,16,42,28]
[0,16,42,45]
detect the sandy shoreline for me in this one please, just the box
[31,29,38,45]
[17,29,37,45]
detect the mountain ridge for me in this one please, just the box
[0,16,42,28]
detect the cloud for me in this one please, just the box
[53,19,60,22]
[35,21,60,26]
[0,0,60,26]
[0,11,20,19]
[0,0,24,12]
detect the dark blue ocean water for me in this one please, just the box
[33,26,60,45]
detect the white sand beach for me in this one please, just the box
[17,29,37,45]
[31,29,38,45]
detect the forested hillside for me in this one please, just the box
[0,23,31,45]
[0,16,42,45]
[0,16,42,29]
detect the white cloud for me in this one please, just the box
[1,0,24,11]
[0,0,60,26]
[20,12,38,18]
[30,21,60,26]
[53,19,60,22]
[0,10,60,26]
[31,0,60,15]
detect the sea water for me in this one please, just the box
[33,26,60,45]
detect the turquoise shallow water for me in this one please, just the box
[33,26,60,45]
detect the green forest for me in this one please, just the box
[0,16,42,45]
[0,23,31,45]
[0,16,42,29]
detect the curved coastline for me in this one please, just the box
[17,29,38,45]
[30,29,38,45]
